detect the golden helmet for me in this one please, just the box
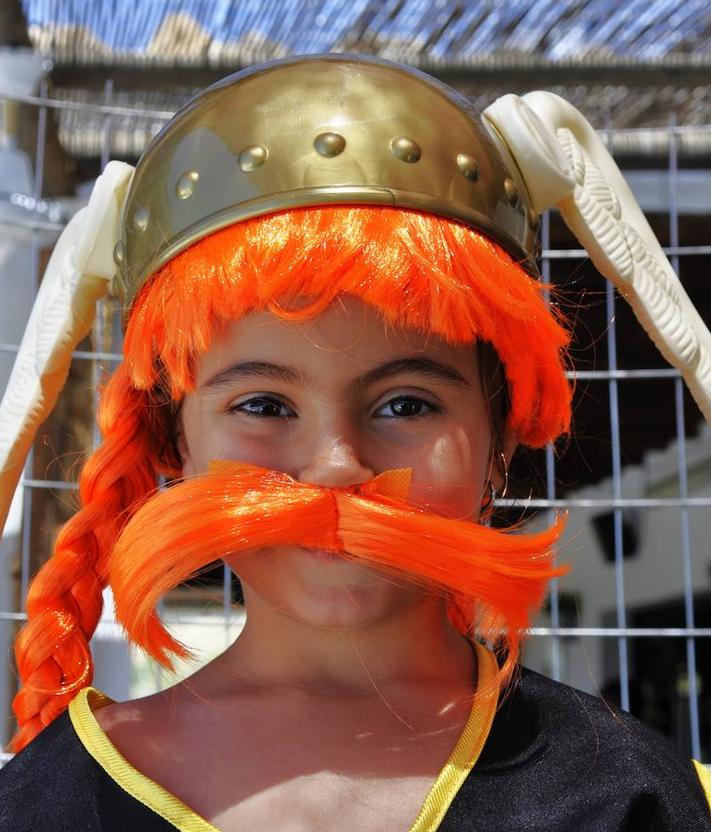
[114,53,540,308]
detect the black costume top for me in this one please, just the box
[2,648,710,832]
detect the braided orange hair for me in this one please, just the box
[10,369,177,751]
[10,206,571,752]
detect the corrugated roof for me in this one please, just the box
[15,0,711,158]
[22,0,711,67]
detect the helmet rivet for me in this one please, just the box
[113,241,125,265]
[314,132,346,157]
[504,178,519,207]
[456,153,479,181]
[133,206,150,232]
[238,144,268,172]
[390,136,421,163]
[176,170,199,200]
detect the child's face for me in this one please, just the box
[179,296,503,629]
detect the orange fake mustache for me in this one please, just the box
[109,461,568,678]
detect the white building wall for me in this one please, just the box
[525,423,711,696]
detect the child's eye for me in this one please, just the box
[374,396,439,419]
[230,397,295,418]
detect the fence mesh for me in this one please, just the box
[0,83,709,766]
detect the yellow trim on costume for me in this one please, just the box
[409,641,499,832]
[693,760,711,812]
[68,642,499,832]
[69,689,220,832]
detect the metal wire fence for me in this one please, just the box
[0,82,709,766]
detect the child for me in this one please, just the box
[1,54,710,831]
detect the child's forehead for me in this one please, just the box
[215,296,444,346]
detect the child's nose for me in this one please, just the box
[297,435,374,489]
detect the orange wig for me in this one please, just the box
[10,206,571,752]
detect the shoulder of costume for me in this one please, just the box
[517,667,711,825]
[516,665,687,758]
[0,688,174,832]
[0,709,99,830]
[461,668,711,830]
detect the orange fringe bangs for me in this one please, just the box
[10,206,572,752]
